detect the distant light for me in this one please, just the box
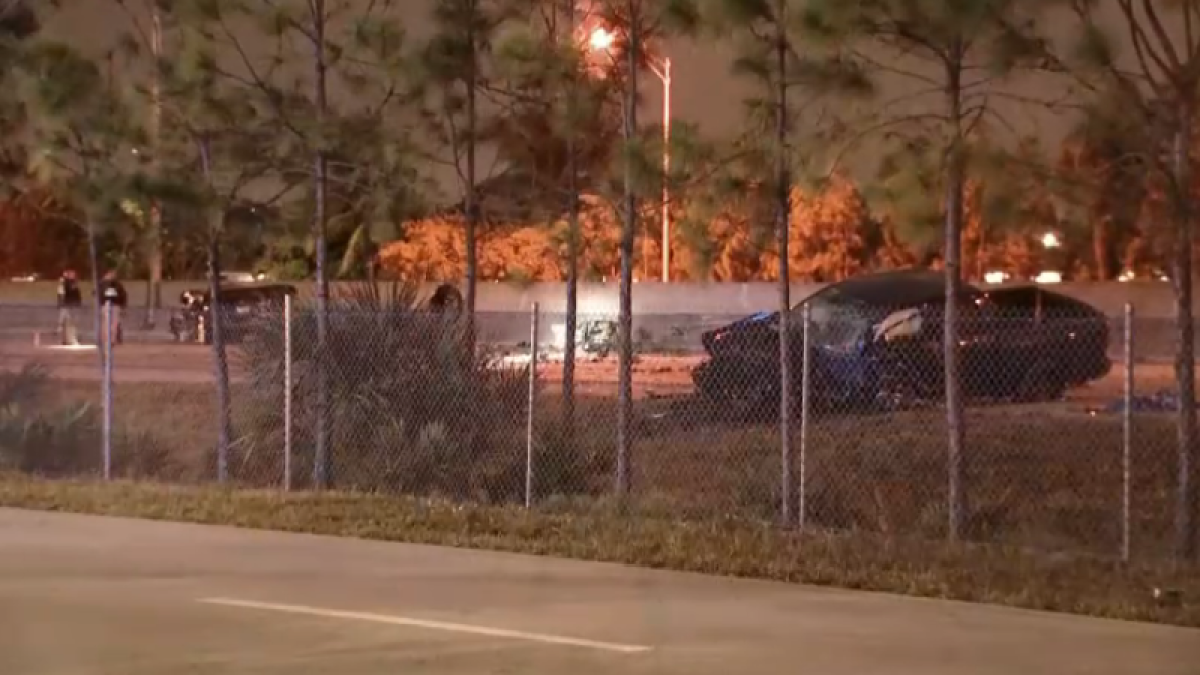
[1118,270,1135,282]
[589,28,615,50]
[1034,270,1062,284]
[983,270,1009,284]
[1041,232,1060,248]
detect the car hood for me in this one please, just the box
[701,311,780,354]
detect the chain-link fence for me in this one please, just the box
[1,291,1197,564]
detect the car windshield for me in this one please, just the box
[794,297,879,349]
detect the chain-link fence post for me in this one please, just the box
[1122,302,1134,562]
[799,302,811,531]
[525,302,539,508]
[283,293,293,492]
[101,300,113,481]
[780,313,793,527]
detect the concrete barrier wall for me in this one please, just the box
[3,279,1192,360]
[0,279,1192,317]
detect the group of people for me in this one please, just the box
[56,269,129,346]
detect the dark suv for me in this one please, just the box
[692,270,1111,410]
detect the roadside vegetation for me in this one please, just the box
[3,333,1196,627]
[1,473,1196,627]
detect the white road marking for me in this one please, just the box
[197,597,652,654]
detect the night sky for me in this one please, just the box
[42,0,1089,199]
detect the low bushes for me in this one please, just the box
[0,361,179,480]
[233,281,605,501]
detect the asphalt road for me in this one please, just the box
[1,509,1197,675]
[0,342,702,396]
[0,340,1184,406]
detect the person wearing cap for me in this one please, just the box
[98,270,129,345]
[56,269,82,345]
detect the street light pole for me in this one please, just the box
[588,27,672,282]
[643,57,671,281]
[660,58,671,282]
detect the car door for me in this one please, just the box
[875,304,943,399]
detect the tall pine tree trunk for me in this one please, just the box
[312,0,332,489]
[615,0,639,496]
[198,139,232,484]
[775,0,793,526]
[1092,217,1111,280]
[206,231,233,484]
[465,1,479,324]
[1171,110,1198,560]
[145,211,162,326]
[944,48,968,541]
[86,215,103,370]
[144,4,164,329]
[562,0,578,435]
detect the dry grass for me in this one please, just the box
[632,402,1182,559]
[30,376,1187,561]
[41,379,1186,559]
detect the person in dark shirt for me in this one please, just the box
[98,270,129,345]
[428,283,463,314]
[56,269,81,346]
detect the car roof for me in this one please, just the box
[803,269,983,309]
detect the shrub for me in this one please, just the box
[0,361,179,479]
[236,281,597,501]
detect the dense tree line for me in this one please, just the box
[0,0,1196,556]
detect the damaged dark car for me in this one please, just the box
[692,269,1112,411]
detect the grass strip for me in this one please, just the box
[1,473,1196,628]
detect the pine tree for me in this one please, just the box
[799,0,1049,540]
[489,0,628,436]
[0,0,42,187]
[700,0,877,523]
[110,0,297,482]
[1042,0,1200,560]
[415,0,507,324]
[580,0,701,495]
[219,0,413,488]
[20,40,146,356]
[1054,86,1150,281]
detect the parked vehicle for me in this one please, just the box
[169,282,296,344]
[691,269,1112,410]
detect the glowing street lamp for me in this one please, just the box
[1041,232,1060,248]
[588,27,673,282]
[589,27,615,50]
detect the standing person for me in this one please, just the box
[56,269,82,346]
[98,270,129,345]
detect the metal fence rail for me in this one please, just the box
[1,296,1197,564]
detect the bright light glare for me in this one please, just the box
[1118,270,1135,282]
[589,28,614,50]
[983,270,1009,284]
[1034,270,1062,284]
[1041,232,1060,248]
